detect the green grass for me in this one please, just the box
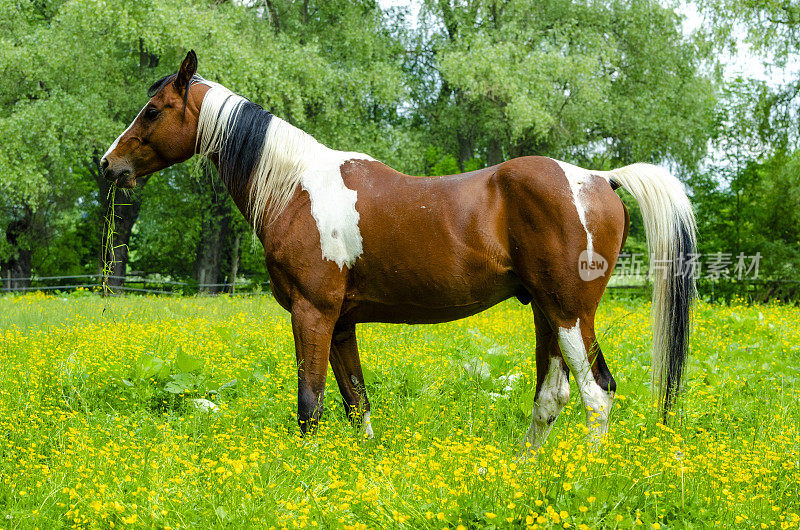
[0,292,798,529]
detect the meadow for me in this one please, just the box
[0,292,798,529]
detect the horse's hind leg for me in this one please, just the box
[525,303,616,449]
[329,324,373,438]
[523,305,571,455]
[556,314,616,445]
[520,282,617,448]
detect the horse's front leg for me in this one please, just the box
[291,297,337,434]
[329,324,373,438]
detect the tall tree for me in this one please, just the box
[409,0,718,171]
[691,0,800,287]
[699,0,800,148]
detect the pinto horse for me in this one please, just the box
[101,51,696,451]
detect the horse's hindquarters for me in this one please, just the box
[497,156,626,322]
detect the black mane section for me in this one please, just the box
[147,74,272,193]
[147,74,176,98]
[218,101,273,194]
[147,73,205,105]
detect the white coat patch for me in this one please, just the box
[195,82,373,270]
[555,160,598,259]
[248,116,372,270]
[301,151,371,269]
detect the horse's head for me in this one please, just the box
[101,51,205,188]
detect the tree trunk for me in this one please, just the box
[194,186,231,294]
[1,210,34,292]
[228,232,241,294]
[487,137,503,166]
[456,127,475,171]
[301,0,309,24]
[1,250,33,292]
[265,0,280,31]
[194,220,224,293]
[453,85,475,171]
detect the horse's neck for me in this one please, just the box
[205,154,259,232]
[206,153,301,251]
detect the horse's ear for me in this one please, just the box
[174,50,198,93]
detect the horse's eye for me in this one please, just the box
[144,107,160,120]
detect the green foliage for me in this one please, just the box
[123,348,236,410]
[410,0,717,169]
[693,148,800,280]
[0,0,407,282]
[423,146,484,175]
[699,0,800,64]
[688,76,800,287]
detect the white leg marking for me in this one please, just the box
[361,411,374,439]
[523,358,570,454]
[558,320,614,445]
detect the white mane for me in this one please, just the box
[195,81,372,269]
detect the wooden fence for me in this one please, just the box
[607,277,800,303]
[1,274,797,302]
[0,274,269,296]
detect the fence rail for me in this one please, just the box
[606,277,800,303]
[1,274,798,302]
[0,274,270,296]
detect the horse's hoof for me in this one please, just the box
[360,411,374,439]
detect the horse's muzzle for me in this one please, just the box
[100,158,135,187]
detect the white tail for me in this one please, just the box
[602,163,697,413]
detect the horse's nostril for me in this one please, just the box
[100,158,109,172]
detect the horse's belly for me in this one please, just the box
[343,269,521,324]
[344,298,511,324]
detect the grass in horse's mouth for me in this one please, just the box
[101,183,118,297]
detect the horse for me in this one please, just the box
[101,51,696,452]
